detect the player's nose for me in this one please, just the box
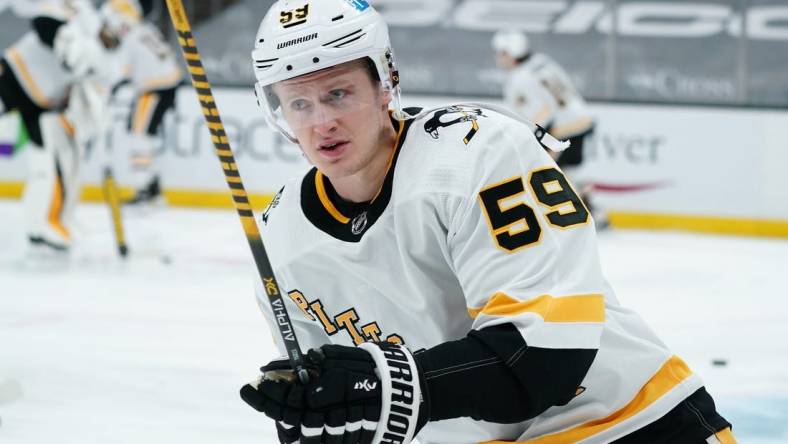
[312,113,339,136]
[310,100,343,129]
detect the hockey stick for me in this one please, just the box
[164,0,309,383]
[101,166,129,258]
[91,80,128,259]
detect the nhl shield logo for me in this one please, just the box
[351,212,368,235]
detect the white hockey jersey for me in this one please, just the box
[118,22,182,93]
[3,1,76,108]
[504,53,594,140]
[254,105,703,443]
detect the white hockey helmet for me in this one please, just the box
[251,0,401,143]
[492,30,530,59]
[100,0,142,36]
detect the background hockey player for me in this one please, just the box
[101,0,181,206]
[493,30,607,229]
[0,0,122,253]
[238,1,734,443]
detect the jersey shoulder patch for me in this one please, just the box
[411,104,534,155]
[420,105,490,146]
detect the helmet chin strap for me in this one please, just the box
[389,91,406,122]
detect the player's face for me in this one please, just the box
[99,25,121,49]
[273,60,392,180]
[495,51,517,69]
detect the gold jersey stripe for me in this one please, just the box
[370,117,406,202]
[48,173,70,240]
[315,171,350,224]
[467,293,604,323]
[5,48,52,108]
[483,355,694,444]
[58,115,75,137]
[712,427,738,444]
[132,93,157,134]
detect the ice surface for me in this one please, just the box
[1,200,786,443]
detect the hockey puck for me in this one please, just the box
[712,359,727,367]
[0,378,23,404]
[160,255,172,265]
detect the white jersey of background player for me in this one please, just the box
[103,0,181,204]
[0,0,120,252]
[493,30,606,228]
[492,30,592,143]
[239,1,734,444]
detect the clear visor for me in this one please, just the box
[256,60,393,143]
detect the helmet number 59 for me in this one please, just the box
[280,5,310,25]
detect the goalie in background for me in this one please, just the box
[493,30,608,229]
[238,1,733,443]
[102,0,181,206]
[0,0,124,254]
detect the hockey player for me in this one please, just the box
[100,0,181,205]
[0,0,121,252]
[493,30,606,228]
[239,1,734,443]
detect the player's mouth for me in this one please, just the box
[317,140,349,159]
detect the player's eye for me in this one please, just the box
[326,89,348,103]
[289,98,311,112]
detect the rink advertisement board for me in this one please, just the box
[2,0,788,108]
[187,0,788,108]
[1,87,788,237]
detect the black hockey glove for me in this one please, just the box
[241,342,429,444]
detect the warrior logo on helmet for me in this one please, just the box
[424,106,487,145]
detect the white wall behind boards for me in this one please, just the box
[582,104,788,220]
